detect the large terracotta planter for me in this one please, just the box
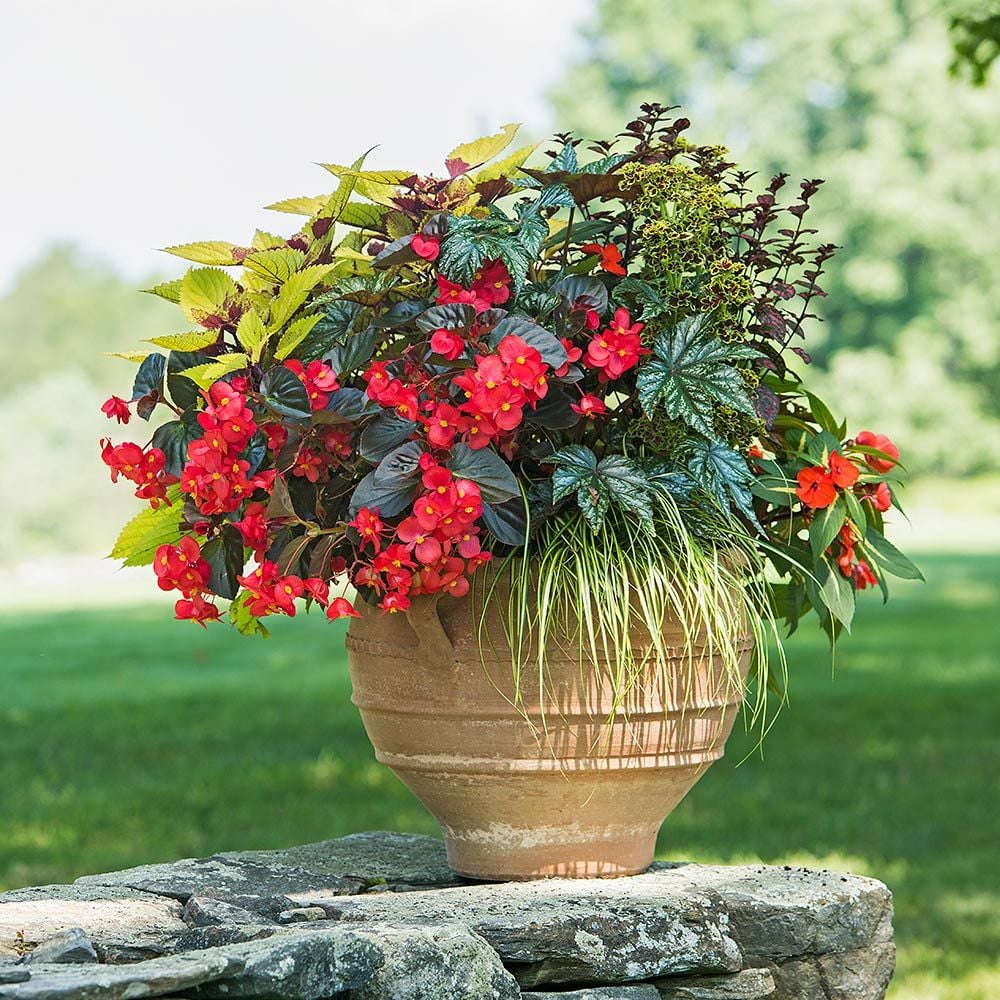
[346,585,752,881]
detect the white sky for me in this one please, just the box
[1,0,591,291]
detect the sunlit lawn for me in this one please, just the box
[2,552,997,998]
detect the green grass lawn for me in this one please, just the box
[2,552,997,998]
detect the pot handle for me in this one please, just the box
[406,595,455,666]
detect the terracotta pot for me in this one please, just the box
[346,584,752,881]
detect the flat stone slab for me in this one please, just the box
[0,832,894,999]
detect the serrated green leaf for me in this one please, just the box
[179,268,238,325]
[268,264,335,331]
[105,351,149,363]
[142,279,183,304]
[146,331,219,351]
[686,438,761,528]
[110,487,184,566]
[265,194,328,216]
[471,142,540,184]
[178,352,249,389]
[230,596,270,637]
[274,313,323,360]
[446,123,520,174]
[163,241,242,266]
[242,248,306,284]
[339,202,389,231]
[636,313,760,437]
[815,556,855,630]
[236,309,269,362]
[596,454,655,530]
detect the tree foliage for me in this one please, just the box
[553,0,1000,475]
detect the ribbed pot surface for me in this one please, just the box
[346,588,751,881]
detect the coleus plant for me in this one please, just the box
[102,104,920,653]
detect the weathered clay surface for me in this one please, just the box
[347,925,519,1000]
[0,832,893,999]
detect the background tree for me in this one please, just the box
[553,0,1000,475]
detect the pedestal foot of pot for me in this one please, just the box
[443,827,659,881]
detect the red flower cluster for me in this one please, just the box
[101,440,175,508]
[583,308,649,381]
[236,560,357,621]
[153,536,221,626]
[795,450,861,509]
[350,460,491,611]
[180,382,264,516]
[284,359,339,412]
[453,335,549,448]
[831,524,878,590]
[435,259,512,313]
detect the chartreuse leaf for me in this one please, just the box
[110,486,184,566]
[268,264,335,331]
[265,194,327,216]
[274,314,322,361]
[446,123,520,174]
[178,353,249,389]
[636,313,759,437]
[236,309,269,362]
[142,279,183,304]
[316,149,379,220]
[242,249,305,284]
[809,496,847,561]
[146,331,219,352]
[470,142,540,184]
[179,268,237,325]
[230,597,269,638]
[686,438,761,529]
[550,445,656,532]
[106,351,149,363]
[163,241,242,266]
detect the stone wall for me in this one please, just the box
[0,832,894,999]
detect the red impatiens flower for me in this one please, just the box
[853,560,878,589]
[571,394,607,419]
[864,481,893,512]
[412,233,440,261]
[795,466,837,509]
[828,450,860,488]
[855,431,899,473]
[429,328,465,361]
[581,242,627,277]
[327,596,361,621]
[101,395,131,425]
